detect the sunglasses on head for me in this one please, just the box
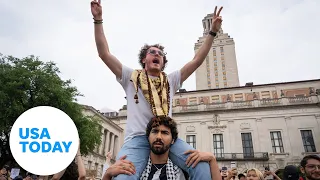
[148,49,165,57]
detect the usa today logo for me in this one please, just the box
[9,106,79,176]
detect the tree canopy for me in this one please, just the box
[0,54,102,167]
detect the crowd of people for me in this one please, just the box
[1,123,320,180]
[0,141,86,180]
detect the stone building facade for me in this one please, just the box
[114,79,320,173]
[81,105,123,179]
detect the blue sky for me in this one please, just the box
[0,0,319,112]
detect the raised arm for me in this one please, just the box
[91,0,122,78]
[76,151,86,180]
[180,6,223,83]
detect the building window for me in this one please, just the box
[261,91,271,99]
[213,50,216,56]
[189,97,197,105]
[270,131,284,153]
[241,133,254,158]
[234,93,243,101]
[211,95,220,102]
[186,135,196,149]
[213,134,224,158]
[221,56,224,60]
[223,76,227,80]
[300,130,316,152]
[224,83,227,87]
[223,71,226,75]
[220,47,224,52]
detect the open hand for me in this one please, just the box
[184,150,216,168]
[211,6,223,33]
[91,0,102,20]
[105,155,136,178]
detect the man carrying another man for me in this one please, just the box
[102,116,221,180]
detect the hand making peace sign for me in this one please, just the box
[211,6,223,33]
[91,0,102,20]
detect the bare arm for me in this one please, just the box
[185,150,222,180]
[270,171,281,180]
[180,6,223,83]
[102,155,135,180]
[91,0,122,78]
[209,159,222,180]
[76,154,86,180]
[180,35,215,83]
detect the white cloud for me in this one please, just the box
[1,0,319,111]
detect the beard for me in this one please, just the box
[305,171,320,180]
[150,141,170,155]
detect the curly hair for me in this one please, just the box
[146,116,178,142]
[301,154,320,167]
[138,44,168,71]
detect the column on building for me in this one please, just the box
[110,133,115,158]
[99,129,106,155]
[113,135,119,158]
[104,131,110,156]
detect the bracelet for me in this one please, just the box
[209,31,217,37]
[93,18,103,24]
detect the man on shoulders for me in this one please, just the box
[102,116,221,180]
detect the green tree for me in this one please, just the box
[0,54,102,167]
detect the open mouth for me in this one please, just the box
[152,58,160,64]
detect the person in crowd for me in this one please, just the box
[282,165,299,180]
[238,173,246,180]
[51,140,86,180]
[246,168,264,180]
[263,168,281,180]
[300,155,320,180]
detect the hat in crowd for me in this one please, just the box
[2,165,9,171]
[238,173,246,179]
[283,165,300,180]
